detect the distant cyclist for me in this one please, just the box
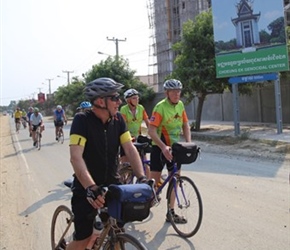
[21,109,27,128]
[27,107,34,137]
[30,108,44,146]
[13,107,22,131]
[53,105,67,141]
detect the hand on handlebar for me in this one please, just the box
[162,145,173,162]
[86,185,107,209]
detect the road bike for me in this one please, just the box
[35,125,42,150]
[56,125,64,144]
[51,183,153,250]
[119,136,203,238]
[15,119,21,133]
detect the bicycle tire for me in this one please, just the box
[36,130,41,150]
[166,175,203,238]
[59,129,64,144]
[103,233,147,250]
[118,165,135,184]
[16,122,21,133]
[51,205,74,250]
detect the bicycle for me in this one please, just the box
[15,119,21,133]
[56,125,64,144]
[51,183,153,250]
[119,136,203,238]
[35,125,42,150]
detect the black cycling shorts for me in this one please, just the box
[54,120,64,127]
[150,145,181,172]
[32,123,41,132]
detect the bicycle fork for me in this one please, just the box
[172,177,190,209]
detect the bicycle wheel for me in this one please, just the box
[51,205,74,250]
[103,233,147,250]
[16,122,21,133]
[118,164,135,184]
[59,129,64,144]
[36,131,41,150]
[166,175,203,238]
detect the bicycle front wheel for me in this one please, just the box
[166,176,203,238]
[58,129,64,144]
[36,131,41,150]
[51,205,74,250]
[103,233,147,250]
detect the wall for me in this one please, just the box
[144,81,290,124]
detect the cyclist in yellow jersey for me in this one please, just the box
[120,89,149,169]
[148,79,191,224]
[14,107,22,130]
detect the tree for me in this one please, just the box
[171,10,252,131]
[54,77,85,116]
[83,56,155,105]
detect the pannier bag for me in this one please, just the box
[172,142,200,164]
[108,183,152,223]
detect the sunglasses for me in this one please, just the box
[104,94,121,102]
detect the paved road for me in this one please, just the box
[1,116,289,249]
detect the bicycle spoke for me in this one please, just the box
[167,176,203,238]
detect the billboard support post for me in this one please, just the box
[274,74,283,134]
[232,83,240,136]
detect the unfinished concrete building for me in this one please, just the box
[147,0,211,92]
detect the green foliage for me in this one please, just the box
[83,56,155,103]
[54,78,86,114]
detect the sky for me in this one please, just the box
[212,0,285,42]
[1,0,153,106]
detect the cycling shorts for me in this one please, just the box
[15,118,20,123]
[32,123,42,132]
[150,145,181,172]
[54,120,64,127]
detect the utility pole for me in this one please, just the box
[106,37,127,58]
[62,70,74,85]
[46,78,53,95]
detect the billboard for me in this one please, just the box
[38,92,45,103]
[212,0,289,78]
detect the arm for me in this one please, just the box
[182,122,191,142]
[148,124,172,162]
[122,141,146,178]
[70,145,105,208]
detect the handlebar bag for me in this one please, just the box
[108,183,152,223]
[172,142,199,164]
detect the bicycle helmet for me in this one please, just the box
[34,107,39,112]
[163,79,183,90]
[124,89,139,99]
[56,105,62,109]
[84,77,124,101]
[80,101,92,109]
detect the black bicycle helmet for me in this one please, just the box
[124,88,139,99]
[163,79,183,90]
[84,77,124,101]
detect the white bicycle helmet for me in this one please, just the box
[124,89,139,99]
[56,105,62,109]
[84,77,124,101]
[163,79,183,90]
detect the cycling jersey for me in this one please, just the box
[120,104,148,138]
[69,111,131,188]
[30,113,43,126]
[149,98,188,146]
[54,109,65,122]
[14,111,22,119]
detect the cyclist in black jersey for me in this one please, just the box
[67,77,146,250]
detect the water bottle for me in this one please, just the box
[86,216,103,249]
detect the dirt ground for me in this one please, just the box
[0,115,289,249]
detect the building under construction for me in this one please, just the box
[147,0,211,92]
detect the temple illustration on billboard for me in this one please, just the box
[231,0,260,52]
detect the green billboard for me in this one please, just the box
[212,0,289,78]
